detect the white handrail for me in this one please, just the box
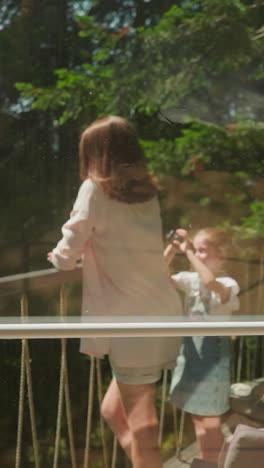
[0,317,264,339]
[0,268,82,294]
[0,268,59,283]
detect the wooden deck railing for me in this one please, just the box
[0,267,264,468]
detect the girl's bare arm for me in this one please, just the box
[163,228,188,266]
[163,242,178,266]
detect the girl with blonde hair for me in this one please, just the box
[164,227,239,462]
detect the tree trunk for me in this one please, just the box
[21,0,34,18]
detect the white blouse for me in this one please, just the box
[51,179,182,367]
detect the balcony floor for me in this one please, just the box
[164,441,199,467]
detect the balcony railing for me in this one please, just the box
[1,268,264,468]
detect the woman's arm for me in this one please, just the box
[47,179,100,271]
[49,212,93,270]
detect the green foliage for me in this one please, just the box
[16,60,114,124]
[15,1,264,123]
[241,201,264,237]
[143,121,264,177]
[221,199,264,242]
[3,0,264,253]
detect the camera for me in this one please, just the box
[166,230,184,243]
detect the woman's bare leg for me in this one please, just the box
[101,379,132,458]
[192,414,224,462]
[116,381,162,468]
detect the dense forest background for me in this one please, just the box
[0,0,264,279]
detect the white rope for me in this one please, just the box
[230,337,236,383]
[16,293,40,468]
[53,285,67,468]
[60,284,77,468]
[257,258,264,377]
[83,356,95,468]
[96,358,109,468]
[263,335,264,377]
[172,405,179,453]
[15,339,26,468]
[53,339,65,468]
[25,341,40,468]
[246,338,251,380]
[251,337,258,379]
[64,353,77,468]
[158,369,168,446]
[236,336,244,382]
[111,437,118,468]
[257,256,264,316]
[176,410,185,458]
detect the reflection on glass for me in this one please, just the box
[1,1,264,467]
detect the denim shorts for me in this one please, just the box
[109,358,163,384]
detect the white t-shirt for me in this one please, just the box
[171,271,240,317]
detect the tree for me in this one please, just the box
[1,0,264,276]
[15,1,264,124]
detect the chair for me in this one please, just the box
[190,424,264,468]
[190,459,217,467]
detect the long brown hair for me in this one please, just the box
[79,116,157,203]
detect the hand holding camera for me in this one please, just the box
[166,228,194,254]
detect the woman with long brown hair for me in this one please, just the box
[48,116,182,468]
